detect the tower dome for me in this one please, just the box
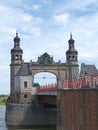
[14,32,20,44]
[11,32,23,52]
[11,32,23,65]
[68,33,75,44]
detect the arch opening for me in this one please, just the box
[33,72,57,87]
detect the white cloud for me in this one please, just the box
[31,27,41,36]
[53,13,70,26]
[23,4,41,11]
[42,0,52,4]
[21,13,32,23]
[32,4,41,11]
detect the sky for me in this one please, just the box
[0,0,98,94]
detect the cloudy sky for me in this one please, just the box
[0,0,98,94]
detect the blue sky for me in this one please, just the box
[0,0,98,94]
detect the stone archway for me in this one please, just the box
[31,52,68,88]
[33,72,57,86]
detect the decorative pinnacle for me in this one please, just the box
[68,32,75,44]
[70,32,72,39]
[16,31,18,37]
[14,31,20,44]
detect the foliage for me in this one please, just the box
[0,94,9,105]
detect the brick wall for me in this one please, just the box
[57,88,98,130]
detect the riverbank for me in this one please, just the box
[0,94,8,105]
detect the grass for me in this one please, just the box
[0,100,5,105]
[0,94,9,105]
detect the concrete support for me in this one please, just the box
[6,95,56,127]
[57,88,98,130]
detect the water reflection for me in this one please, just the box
[7,126,56,130]
[6,122,55,130]
[7,127,42,130]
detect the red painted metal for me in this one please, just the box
[37,75,98,93]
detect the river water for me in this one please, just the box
[0,106,55,130]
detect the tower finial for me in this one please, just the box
[68,32,75,45]
[70,32,72,39]
[16,30,18,37]
[14,31,20,44]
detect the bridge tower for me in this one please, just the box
[66,34,78,82]
[10,32,32,103]
[10,32,23,94]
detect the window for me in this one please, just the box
[24,94,27,98]
[24,81,27,88]
[15,54,18,59]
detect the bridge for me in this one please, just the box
[32,75,97,106]
[6,33,98,130]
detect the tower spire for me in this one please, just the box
[14,31,20,47]
[66,33,78,79]
[66,33,78,64]
[11,32,23,65]
[70,32,72,39]
[16,31,18,37]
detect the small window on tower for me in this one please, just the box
[24,81,27,88]
[15,55,18,59]
[24,94,27,98]
[72,56,75,60]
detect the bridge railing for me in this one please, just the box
[37,83,58,92]
[63,75,98,88]
[36,75,98,93]
[91,74,98,87]
[63,76,89,89]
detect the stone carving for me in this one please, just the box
[37,52,54,64]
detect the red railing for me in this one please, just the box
[63,76,89,89]
[37,83,58,92]
[37,75,98,93]
[91,74,98,86]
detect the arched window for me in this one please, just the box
[24,94,27,98]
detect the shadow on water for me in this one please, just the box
[7,126,56,130]
[6,122,56,130]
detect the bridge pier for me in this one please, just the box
[6,95,57,127]
[57,88,98,130]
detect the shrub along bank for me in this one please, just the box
[0,94,9,105]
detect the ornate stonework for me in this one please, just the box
[37,52,54,64]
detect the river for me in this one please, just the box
[0,106,56,130]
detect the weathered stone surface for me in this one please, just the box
[57,88,98,130]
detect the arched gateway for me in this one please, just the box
[32,35,78,88]
[32,52,68,87]
[6,33,79,127]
